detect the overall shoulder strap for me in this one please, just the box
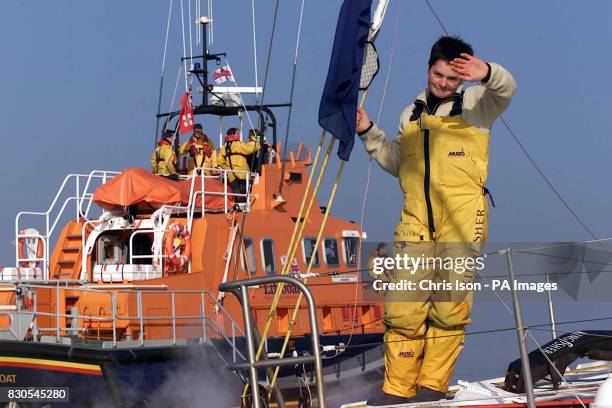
[449,90,465,116]
[409,100,425,122]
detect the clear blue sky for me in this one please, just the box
[1,0,611,383]
[3,0,612,267]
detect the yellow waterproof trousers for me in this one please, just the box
[383,114,490,398]
[382,240,482,397]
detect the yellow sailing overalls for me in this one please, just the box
[383,106,490,397]
[179,136,217,176]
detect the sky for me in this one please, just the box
[1,0,612,383]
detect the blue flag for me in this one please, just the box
[318,0,372,161]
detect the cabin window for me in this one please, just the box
[302,237,320,268]
[323,238,339,267]
[343,237,358,266]
[97,236,123,265]
[241,237,257,275]
[261,238,277,274]
[131,233,153,265]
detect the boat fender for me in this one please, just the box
[592,377,612,408]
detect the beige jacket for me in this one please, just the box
[359,62,517,177]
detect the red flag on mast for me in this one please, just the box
[179,91,194,134]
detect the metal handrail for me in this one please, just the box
[8,284,246,363]
[15,171,119,279]
[219,275,326,408]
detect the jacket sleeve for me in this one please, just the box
[462,62,517,130]
[150,149,158,173]
[357,105,414,178]
[232,141,259,155]
[162,146,176,174]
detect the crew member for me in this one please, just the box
[356,36,516,405]
[218,128,259,200]
[367,242,390,280]
[151,129,179,180]
[178,123,218,175]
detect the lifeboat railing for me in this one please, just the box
[161,167,251,233]
[2,283,247,364]
[15,171,120,279]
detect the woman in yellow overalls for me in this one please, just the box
[356,36,516,406]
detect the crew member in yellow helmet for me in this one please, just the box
[356,36,516,406]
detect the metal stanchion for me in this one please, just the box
[505,249,536,408]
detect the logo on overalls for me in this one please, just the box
[398,351,414,358]
[448,148,465,158]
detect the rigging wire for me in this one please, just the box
[167,65,184,124]
[251,0,259,104]
[155,0,176,146]
[195,0,199,44]
[179,0,189,91]
[222,57,256,132]
[338,315,612,347]
[423,0,603,247]
[277,0,306,195]
[209,0,214,44]
[484,237,612,256]
[225,0,281,323]
[256,0,280,113]
[187,0,194,67]
[531,327,612,340]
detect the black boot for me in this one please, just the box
[367,389,411,407]
[409,387,447,402]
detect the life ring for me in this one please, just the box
[162,223,191,273]
[18,228,43,268]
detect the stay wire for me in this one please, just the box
[340,315,612,347]
[227,0,280,306]
[484,237,612,257]
[251,0,259,104]
[187,0,193,66]
[530,327,612,340]
[278,0,306,195]
[179,0,188,91]
[155,0,175,146]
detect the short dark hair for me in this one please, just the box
[163,129,175,138]
[194,123,203,130]
[248,128,261,138]
[226,127,239,136]
[428,36,473,68]
[376,242,386,252]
